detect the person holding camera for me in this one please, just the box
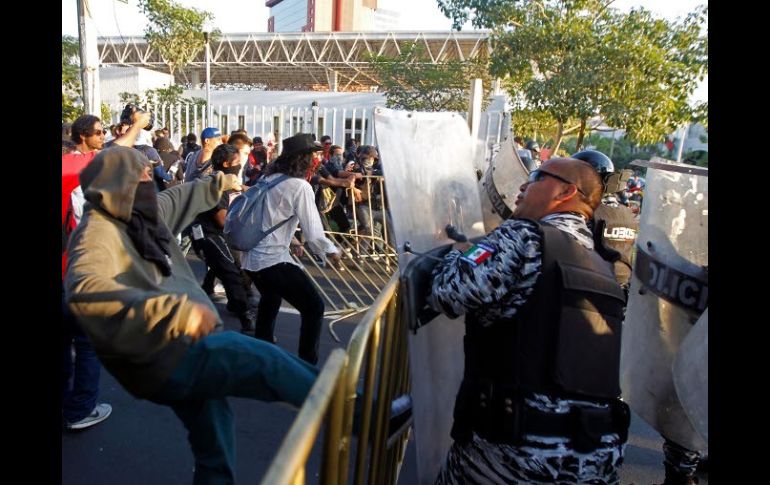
[104,105,154,150]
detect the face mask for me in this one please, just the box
[330,154,343,164]
[363,157,375,170]
[132,181,159,221]
[222,163,241,176]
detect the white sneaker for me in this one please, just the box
[65,403,112,430]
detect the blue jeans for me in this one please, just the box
[62,293,101,423]
[149,332,319,485]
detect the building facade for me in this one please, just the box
[267,0,396,32]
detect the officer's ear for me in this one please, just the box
[555,183,580,201]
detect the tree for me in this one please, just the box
[119,85,206,109]
[368,43,493,112]
[438,0,708,151]
[138,0,215,79]
[563,132,667,171]
[62,36,81,122]
[62,36,112,124]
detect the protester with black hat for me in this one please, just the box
[241,133,343,365]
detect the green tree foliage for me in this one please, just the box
[562,132,666,170]
[139,0,215,77]
[62,35,116,124]
[62,36,82,122]
[368,43,493,112]
[437,0,707,150]
[119,85,206,109]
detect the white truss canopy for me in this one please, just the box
[98,31,491,91]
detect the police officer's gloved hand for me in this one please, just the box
[592,219,622,263]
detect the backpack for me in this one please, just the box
[223,174,295,251]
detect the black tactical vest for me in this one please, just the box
[451,222,627,444]
[594,203,638,288]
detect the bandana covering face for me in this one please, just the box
[125,181,173,276]
[221,164,241,176]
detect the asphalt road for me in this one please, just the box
[62,256,706,484]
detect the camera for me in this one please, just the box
[120,104,154,131]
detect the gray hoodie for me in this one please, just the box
[64,146,236,398]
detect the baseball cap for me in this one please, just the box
[201,127,222,141]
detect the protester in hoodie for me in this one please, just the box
[64,146,318,483]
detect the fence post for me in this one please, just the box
[467,78,483,139]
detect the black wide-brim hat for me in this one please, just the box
[281,133,323,158]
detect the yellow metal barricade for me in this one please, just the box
[290,175,399,342]
[261,348,349,485]
[261,274,412,484]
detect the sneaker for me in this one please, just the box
[239,310,256,334]
[214,283,226,294]
[65,403,112,430]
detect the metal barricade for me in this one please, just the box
[291,175,399,342]
[261,275,412,485]
[261,348,348,485]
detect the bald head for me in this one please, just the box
[546,157,603,210]
[512,157,604,220]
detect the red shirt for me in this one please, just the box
[62,151,98,278]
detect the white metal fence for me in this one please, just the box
[107,103,510,161]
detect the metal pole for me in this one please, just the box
[77,0,101,116]
[467,78,483,139]
[205,32,212,126]
[261,106,266,138]
[676,124,689,163]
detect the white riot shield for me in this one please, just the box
[479,135,531,232]
[374,108,486,484]
[621,158,708,452]
[673,308,708,444]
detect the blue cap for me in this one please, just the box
[201,127,222,141]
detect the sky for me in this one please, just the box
[62,0,706,101]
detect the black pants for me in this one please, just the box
[193,234,249,315]
[245,263,324,365]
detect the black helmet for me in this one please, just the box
[571,149,614,175]
[525,140,540,152]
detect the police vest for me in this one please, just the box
[451,222,628,446]
[594,203,638,288]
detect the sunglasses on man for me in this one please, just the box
[528,169,586,196]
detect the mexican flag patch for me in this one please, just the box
[461,243,495,266]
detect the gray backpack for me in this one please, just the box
[223,174,295,251]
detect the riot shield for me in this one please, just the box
[374,108,486,484]
[479,135,531,231]
[620,158,708,452]
[673,308,708,444]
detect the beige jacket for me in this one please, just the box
[64,146,236,398]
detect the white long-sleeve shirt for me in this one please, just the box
[241,173,338,273]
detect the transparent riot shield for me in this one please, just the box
[673,308,708,444]
[374,108,486,484]
[479,134,531,231]
[621,158,708,451]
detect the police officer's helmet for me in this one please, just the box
[526,140,540,152]
[571,150,614,175]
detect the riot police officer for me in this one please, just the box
[571,150,638,297]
